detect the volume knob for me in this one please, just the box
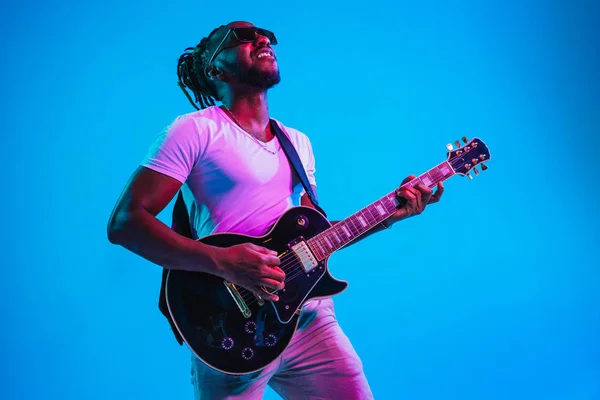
[221,337,234,350]
[241,347,255,360]
[264,334,277,347]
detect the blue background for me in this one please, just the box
[2,0,599,399]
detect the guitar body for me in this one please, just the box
[165,206,348,375]
[164,137,492,375]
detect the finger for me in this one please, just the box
[401,174,416,185]
[248,243,278,257]
[415,183,433,204]
[261,254,281,267]
[398,188,418,214]
[412,188,423,213]
[406,186,424,213]
[266,255,281,266]
[398,187,417,201]
[256,253,281,266]
[259,278,285,291]
[430,182,444,203]
[261,265,286,282]
[397,187,417,204]
[252,286,279,302]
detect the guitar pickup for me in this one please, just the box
[290,241,319,273]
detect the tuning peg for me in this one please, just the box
[466,173,473,180]
[462,136,469,144]
[446,143,454,151]
[473,167,480,175]
[480,163,488,171]
[454,140,461,148]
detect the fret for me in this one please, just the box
[374,201,387,217]
[439,162,452,178]
[323,235,333,251]
[360,208,374,227]
[361,205,374,227]
[386,197,395,212]
[308,240,322,260]
[340,224,352,239]
[421,173,433,187]
[356,214,368,229]
[324,231,334,247]
[315,194,395,258]
[316,240,326,259]
[316,236,328,255]
[429,168,442,183]
[376,200,388,219]
[383,193,396,210]
[367,206,379,225]
[344,220,356,239]
[352,216,363,236]
[366,204,381,224]
[345,216,356,235]
[308,160,460,261]
[330,230,341,246]
[335,225,347,241]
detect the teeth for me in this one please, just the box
[257,52,272,59]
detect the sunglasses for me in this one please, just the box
[207,27,278,66]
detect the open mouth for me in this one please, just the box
[255,49,275,60]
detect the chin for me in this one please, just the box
[242,67,281,90]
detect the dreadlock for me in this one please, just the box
[177,25,225,110]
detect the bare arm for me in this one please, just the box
[107,166,285,301]
[107,166,219,272]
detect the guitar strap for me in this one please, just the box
[269,119,326,217]
[158,118,326,345]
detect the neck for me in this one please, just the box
[306,160,456,260]
[220,89,271,140]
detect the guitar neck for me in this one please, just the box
[306,160,455,260]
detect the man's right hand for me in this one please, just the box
[212,243,285,302]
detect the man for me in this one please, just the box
[107,21,443,399]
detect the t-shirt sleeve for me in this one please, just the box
[140,115,202,184]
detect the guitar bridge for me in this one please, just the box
[223,281,251,318]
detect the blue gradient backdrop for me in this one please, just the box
[2,0,599,399]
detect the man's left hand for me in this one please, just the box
[388,175,444,225]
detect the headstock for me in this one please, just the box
[446,137,491,179]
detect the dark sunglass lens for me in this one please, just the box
[233,27,257,42]
[257,29,277,45]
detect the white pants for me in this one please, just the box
[190,298,373,399]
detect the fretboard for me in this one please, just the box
[307,160,455,260]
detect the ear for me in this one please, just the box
[204,65,224,81]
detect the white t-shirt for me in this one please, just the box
[141,106,317,239]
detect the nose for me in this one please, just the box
[255,34,271,47]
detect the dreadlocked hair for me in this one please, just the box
[177,25,225,110]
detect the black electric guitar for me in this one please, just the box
[166,137,491,375]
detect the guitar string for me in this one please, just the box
[243,207,381,283]
[240,187,478,300]
[276,156,470,271]
[237,157,477,304]
[276,197,403,270]
[240,168,468,302]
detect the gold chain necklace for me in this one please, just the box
[222,107,279,155]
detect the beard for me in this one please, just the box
[238,65,281,90]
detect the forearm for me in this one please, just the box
[107,209,220,273]
[331,219,391,249]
